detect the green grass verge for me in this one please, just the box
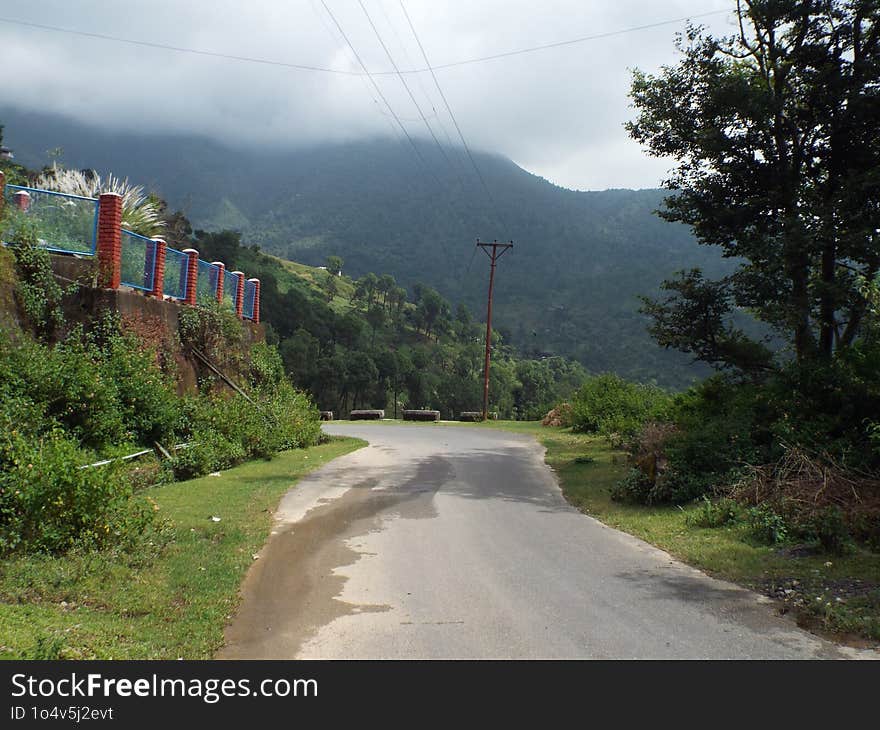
[524,422,880,643]
[0,437,365,659]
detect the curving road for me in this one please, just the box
[219,423,864,659]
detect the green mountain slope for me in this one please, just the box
[1,107,726,386]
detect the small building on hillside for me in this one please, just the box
[0,146,13,160]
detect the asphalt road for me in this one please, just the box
[219,423,865,659]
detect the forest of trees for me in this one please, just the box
[188,229,587,420]
[573,0,880,546]
[1,110,729,387]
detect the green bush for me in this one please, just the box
[570,373,671,439]
[0,413,139,554]
[800,506,855,556]
[169,429,246,481]
[0,318,181,451]
[609,468,654,504]
[0,334,126,449]
[7,226,67,338]
[90,317,181,445]
[641,352,880,508]
[686,496,743,528]
[765,352,880,468]
[746,505,789,545]
[170,377,321,479]
[178,301,244,374]
[249,341,285,387]
[638,376,773,504]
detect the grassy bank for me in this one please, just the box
[0,437,365,659]
[503,421,880,644]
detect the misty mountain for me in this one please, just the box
[1,107,727,387]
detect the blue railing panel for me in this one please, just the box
[1,184,98,255]
[120,229,156,292]
[164,246,188,300]
[196,259,220,306]
[2,184,261,318]
[242,279,256,320]
[223,270,240,312]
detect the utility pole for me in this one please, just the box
[477,239,513,421]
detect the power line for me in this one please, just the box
[464,239,479,279]
[0,9,731,77]
[319,0,456,277]
[398,0,506,233]
[317,0,436,181]
[0,15,360,75]
[405,10,731,75]
[357,0,459,181]
[307,0,436,126]
[307,0,410,167]
[376,0,465,176]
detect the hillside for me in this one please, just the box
[185,229,588,420]
[1,107,727,387]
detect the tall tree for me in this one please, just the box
[378,274,396,307]
[628,0,880,370]
[323,271,339,302]
[325,255,343,276]
[412,285,450,340]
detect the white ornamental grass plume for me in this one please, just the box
[35,166,166,238]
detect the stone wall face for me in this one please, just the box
[51,255,265,395]
[1,251,264,394]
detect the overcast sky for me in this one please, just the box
[0,1,735,190]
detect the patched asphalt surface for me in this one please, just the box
[218,424,872,659]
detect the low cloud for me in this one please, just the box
[0,0,734,189]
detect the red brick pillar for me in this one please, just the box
[96,193,122,288]
[212,262,225,304]
[183,248,199,306]
[150,239,166,298]
[248,278,261,323]
[14,190,31,213]
[232,270,245,319]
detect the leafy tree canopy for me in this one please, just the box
[629,0,880,372]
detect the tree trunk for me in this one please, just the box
[818,239,837,357]
[790,255,815,361]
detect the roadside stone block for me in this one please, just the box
[350,409,384,420]
[403,410,440,422]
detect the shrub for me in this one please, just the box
[170,380,321,479]
[90,316,180,445]
[249,342,285,387]
[0,334,126,449]
[638,376,771,504]
[0,417,140,554]
[686,497,743,528]
[169,430,245,481]
[746,505,789,545]
[8,229,67,338]
[571,374,670,440]
[610,468,654,504]
[178,302,243,375]
[804,507,855,556]
[0,316,185,452]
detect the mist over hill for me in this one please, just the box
[1,107,726,387]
